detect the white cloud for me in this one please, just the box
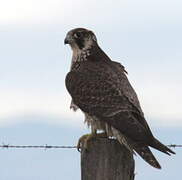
[0,0,76,25]
[1,0,182,27]
[0,89,83,125]
[138,83,182,127]
[0,83,181,127]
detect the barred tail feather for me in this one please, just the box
[134,146,161,169]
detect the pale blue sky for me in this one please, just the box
[0,0,182,127]
[0,0,181,179]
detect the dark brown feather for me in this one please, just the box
[65,36,175,169]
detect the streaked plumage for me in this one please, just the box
[64,28,175,169]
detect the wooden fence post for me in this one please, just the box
[81,138,135,180]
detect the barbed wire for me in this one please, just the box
[0,144,76,149]
[0,144,181,149]
[167,144,182,148]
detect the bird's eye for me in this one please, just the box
[74,32,82,38]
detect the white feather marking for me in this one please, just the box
[83,112,134,153]
[70,100,79,111]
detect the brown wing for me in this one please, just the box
[65,60,153,142]
[111,61,143,114]
[110,61,153,132]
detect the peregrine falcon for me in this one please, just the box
[64,28,175,169]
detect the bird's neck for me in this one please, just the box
[72,48,91,63]
[70,45,111,69]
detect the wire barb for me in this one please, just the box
[167,144,182,148]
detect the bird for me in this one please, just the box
[64,28,175,169]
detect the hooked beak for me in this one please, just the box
[64,34,73,45]
[64,38,69,44]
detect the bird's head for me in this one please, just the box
[64,28,97,51]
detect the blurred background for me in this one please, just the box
[0,0,181,179]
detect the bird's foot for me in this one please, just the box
[77,132,107,152]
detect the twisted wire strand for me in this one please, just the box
[0,144,180,149]
[0,144,76,149]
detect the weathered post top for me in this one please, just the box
[81,138,135,180]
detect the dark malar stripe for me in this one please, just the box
[75,38,85,49]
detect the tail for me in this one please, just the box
[134,145,161,169]
[150,138,175,155]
